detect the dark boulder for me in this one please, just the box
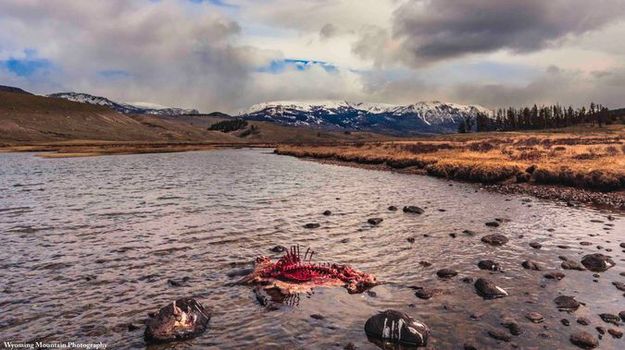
[403,206,424,214]
[581,253,615,272]
[554,296,581,312]
[478,260,501,271]
[474,278,508,299]
[364,310,430,347]
[481,234,509,246]
[569,331,598,349]
[144,298,210,344]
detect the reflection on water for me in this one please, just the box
[0,149,623,349]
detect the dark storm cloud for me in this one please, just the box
[356,0,625,66]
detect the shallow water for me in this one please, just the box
[1,148,624,349]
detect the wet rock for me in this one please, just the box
[485,221,500,227]
[599,313,621,326]
[577,317,591,326]
[596,326,605,335]
[619,311,625,322]
[323,210,332,216]
[167,277,190,287]
[461,277,474,284]
[620,242,625,249]
[407,237,415,243]
[478,260,501,271]
[145,298,210,344]
[580,241,593,246]
[501,319,522,336]
[463,230,477,236]
[526,312,544,323]
[436,268,458,279]
[388,206,398,211]
[544,272,566,280]
[561,319,570,326]
[561,261,586,271]
[522,260,542,271]
[412,286,443,300]
[487,329,511,342]
[364,310,430,346]
[554,296,581,312]
[403,206,424,214]
[226,268,253,278]
[367,218,383,226]
[310,314,325,320]
[570,331,598,349]
[366,290,377,298]
[581,253,615,272]
[419,261,432,267]
[474,278,508,299]
[270,245,286,253]
[303,223,321,229]
[481,234,509,246]
[613,281,625,291]
[608,328,623,339]
[529,242,542,249]
[340,238,349,244]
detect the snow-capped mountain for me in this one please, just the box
[48,92,199,116]
[239,100,491,134]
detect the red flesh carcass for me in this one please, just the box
[241,245,377,294]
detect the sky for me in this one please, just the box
[1,0,625,114]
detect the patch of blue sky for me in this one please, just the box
[257,58,338,74]
[1,57,52,77]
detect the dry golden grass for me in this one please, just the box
[276,126,625,192]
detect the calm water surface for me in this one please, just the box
[1,149,624,349]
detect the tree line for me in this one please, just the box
[459,102,622,133]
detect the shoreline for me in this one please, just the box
[278,154,625,212]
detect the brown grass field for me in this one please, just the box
[276,125,625,193]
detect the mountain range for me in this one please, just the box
[48,92,198,116]
[238,100,491,134]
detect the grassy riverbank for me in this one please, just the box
[276,126,625,208]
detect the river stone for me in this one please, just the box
[270,245,286,253]
[413,286,443,300]
[619,311,625,321]
[501,319,522,336]
[599,313,621,326]
[608,328,623,339]
[561,261,586,271]
[388,206,398,211]
[364,310,430,347]
[554,296,581,312]
[570,331,598,349]
[485,221,500,227]
[487,329,511,342]
[544,272,566,280]
[613,282,625,291]
[581,253,615,272]
[144,298,211,344]
[303,223,321,229]
[481,234,509,246]
[436,268,458,279]
[522,260,542,271]
[577,317,591,326]
[478,260,501,271]
[529,242,542,249]
[367,218,383,226]
[526,312,544,323]
[403,206,424,214]
[474,278,508,299]
[322,210,332,216]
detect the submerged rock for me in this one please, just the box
[481,234,509,246]
[323,210,332,216]
[364,310,430,346]
[367,218,383,226]
[144,298,210,344]
[403,206,424,214]
[303,223,321,229]
[487,329,511,342]
[436,268,458,279]
[485,221,500,227]
[544,272,566,280]
[613,282,625,291]
[412,286,443,300]
[529,242,542,249]
[474,278,508,299]
[522,260,542,271]
[581,253,615,272]
[388,206,398,211]
[561,261,586,271]
[608,328,623,339]
[270,245,287,253]
[599,313,621,326]
[569,331,598,349]
[526,312,544,323]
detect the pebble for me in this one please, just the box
[364,310,430,346]
[485,221,500,227]
[522,260,542,271]
[478,260,501,271]
[388,206,398,211]
[487,329,511,342]
[569,331,598,349]
[608,328,623,339]
[474,278,508,299]
[544,272,566,280]
[481,234,509,246]
[436,268,458,278]
[367,218,383,225]
[561,261,585,271]
[554,295,581,311]
[581,253,615,272]
[402,206,424,214]
[577,317,591,326]
[599,313,620,326]
[529,242,542,249]
[526,312,544,323]
[322,210,332,216]
[303,223,321,229]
